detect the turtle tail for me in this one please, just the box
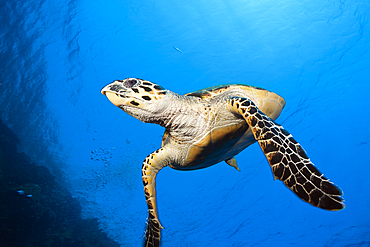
[230,97,345,210]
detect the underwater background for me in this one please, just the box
[1,0,369,246]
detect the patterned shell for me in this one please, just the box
[161,84,286,157]
[185,84,285,120]
[185,84,266,99]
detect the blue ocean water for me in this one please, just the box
[1,0,369,246]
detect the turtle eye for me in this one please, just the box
[124,79,139,88]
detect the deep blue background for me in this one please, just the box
[1,0,369,246]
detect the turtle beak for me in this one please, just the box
[101,81,126,95]
[101,83,117,96]
[101,82,127,107]
[101,85,108,96]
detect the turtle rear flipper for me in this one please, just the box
[229,97,344,211]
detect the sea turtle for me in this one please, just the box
[101,78,344,247]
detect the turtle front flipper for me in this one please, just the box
[228,97,345,211]
[142,148,169,247]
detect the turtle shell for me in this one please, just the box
[161,84,285,170]
[185,84,285,119]
[185,84,266,99]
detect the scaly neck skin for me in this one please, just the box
[153,91,203,141]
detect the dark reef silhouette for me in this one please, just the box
[0,118,120,247]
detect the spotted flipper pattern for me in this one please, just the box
[142,148,168,247]
[229,97,344,210]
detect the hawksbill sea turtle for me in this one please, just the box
[101,78,344,247]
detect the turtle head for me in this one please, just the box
[101,78,169,123]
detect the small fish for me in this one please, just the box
[173,46,184,54]
[17,190,25,195]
